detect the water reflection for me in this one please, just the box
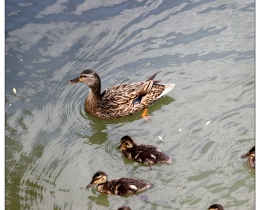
[79,117,108,145]
[88,194,110,208]
[76,95,175,145]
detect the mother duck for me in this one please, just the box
[69,69,175,120]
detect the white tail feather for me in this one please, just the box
[158,84,175,98]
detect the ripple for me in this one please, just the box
[104,139,122,163]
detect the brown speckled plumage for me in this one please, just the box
[86,171,153,196]
[118,135,172,166]
[69,69,175,119]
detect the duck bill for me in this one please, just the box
[118,144,123,150]
[69,77,80,84]
[241,153,249,159]
[86,182,94,189]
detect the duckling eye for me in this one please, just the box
[80,75,87,78]
[94,175,103,180]
[125,142,130,146]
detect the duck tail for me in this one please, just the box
[159,84,175,97]
[146,72,160,81]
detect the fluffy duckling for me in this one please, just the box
[208,204,224,210]
[118,135,172,168]
[241,146,255,169]
[86,171,153,196]
[69,69,175,120]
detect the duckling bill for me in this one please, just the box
[86,171,153,196]
[118,135,172,167]
[241,146,255,169]
[69,69,175,120]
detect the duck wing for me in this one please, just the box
[93,72,174,119]
[100,80,156,107]
[131,145,160,163]
[110,178,152,196]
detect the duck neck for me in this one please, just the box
[89,83,102,101]
[97,182,109,193]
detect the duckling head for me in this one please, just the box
[241,146,255,159]
[86,171,107,189]
[208,204,224,210]
[118,135,137,150]
[247,156,255,169]
[118,206,132,210]
[241,146,255,169]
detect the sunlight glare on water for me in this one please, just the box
[5,0,254,209]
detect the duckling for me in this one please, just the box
[118,135,172,168]
[241,146,255,169]
[208,204,224,210]
[86,171,153,196]
[69,69,175,120]
[118,206,131,210]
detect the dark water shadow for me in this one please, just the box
[78,96,175,145]
[88,95,175,125]
[88,193,110,207]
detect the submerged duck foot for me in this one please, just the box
[142,108,151,122]
[136,194,149,202]
[143,116,151,122]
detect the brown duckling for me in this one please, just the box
[86,171,153,196]
[241,146,255,169]
[118,135,172,168]
[69,69,175,120]
[208,204,224,210]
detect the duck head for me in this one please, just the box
[70,69,101,92]
[118,135,137,150]
[86,171,107,189]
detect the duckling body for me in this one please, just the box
[86,171,153,196]
[69,69,175,119]
[118,135,172,166]
[241,146,255,169]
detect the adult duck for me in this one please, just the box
[69,69,175,120]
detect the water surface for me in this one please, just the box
[5,0,255,209]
